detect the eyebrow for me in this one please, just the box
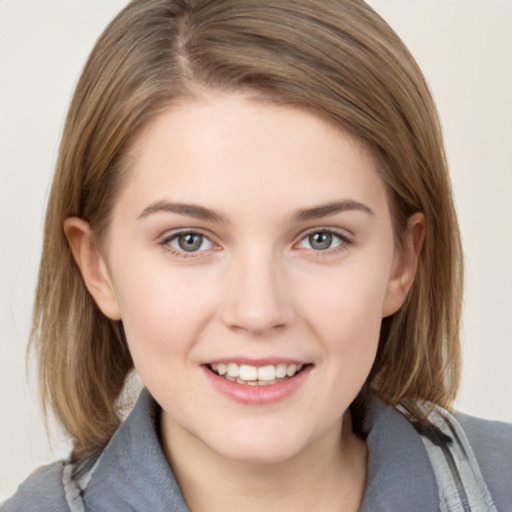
[290,200,375,222]
[137,200,227,223]
[137,199,374,223]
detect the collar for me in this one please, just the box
[359,396,439,511]
[84,389,189,511]
[84,389,439,511]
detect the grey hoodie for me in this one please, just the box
[3,389,511,511]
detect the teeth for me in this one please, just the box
[210,362,304,383]
[257,365,276,381]
[286,364,297,377]
[239,364,257,381]
[275,364,287,379]
[227,363,239,378]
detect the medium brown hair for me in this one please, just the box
[30,0,463,466]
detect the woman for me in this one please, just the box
[3,1,511,510]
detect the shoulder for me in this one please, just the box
[1,461,69,512]
[456,412,512,508]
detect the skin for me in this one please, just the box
[65,93,424,512]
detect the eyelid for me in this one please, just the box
[170,233,213,252]
[294,227,353,252]
[298,226,352,241]
[159,228,219,257]
[157,226,353,258]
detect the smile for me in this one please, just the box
[208,363,305,386]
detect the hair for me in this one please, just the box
[30,0,463,468]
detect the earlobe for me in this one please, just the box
[64,217,122,320]
[382,212,425,318]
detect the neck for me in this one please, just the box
[161,411,368,512]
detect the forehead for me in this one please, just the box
[117,92,388,222]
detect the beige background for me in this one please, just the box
[1,0,511,501]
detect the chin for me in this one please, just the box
[205,426,313,466]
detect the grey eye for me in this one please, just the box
[308,232,333,250]
[298,231,344,251]
[170,233,213,252]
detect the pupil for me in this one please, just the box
[310,232,332,250]
[178,233,203,252]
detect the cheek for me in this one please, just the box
[111,259,219,363]
[296,258,392,348]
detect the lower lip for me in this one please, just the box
[202,365,312,405]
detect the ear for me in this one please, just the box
[64,217,122,320]
[382,212,425,318]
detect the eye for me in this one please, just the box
[167,232,214,253]
[297,230,346,251]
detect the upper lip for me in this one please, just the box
[203,357,310,367]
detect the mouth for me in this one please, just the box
[206,362,308,386]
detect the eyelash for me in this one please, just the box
[296,228,352,255]
[159,228,352,259]
[159,230,216,259]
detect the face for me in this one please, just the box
[73,93,417,466]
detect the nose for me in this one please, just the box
[220,249,293,335]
